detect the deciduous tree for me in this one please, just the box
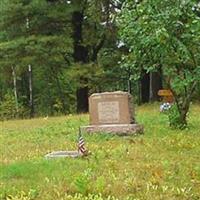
[119,0,200,127]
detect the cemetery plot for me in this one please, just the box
[1,104,200,200]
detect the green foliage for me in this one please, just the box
[0,92,27,120]
[73,169,93,195]
[168,104,186,129]
[0,93,16,119]
[0,0,74,116]
[0,0,127,117]
[162,104,187,129]
[118,0,200,127]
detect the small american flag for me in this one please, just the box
[78,128,87,155]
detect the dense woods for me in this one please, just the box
[0,0,127,118]
[0,0,200,126]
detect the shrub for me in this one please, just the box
[0,93,28,120]
[168,104,187,129]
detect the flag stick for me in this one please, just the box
[78,127,80,153]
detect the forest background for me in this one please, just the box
[0,0,200,122]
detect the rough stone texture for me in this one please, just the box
[81,124,144,136]
[82,91,143,135]
[89,91,135,125]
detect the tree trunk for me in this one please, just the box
[12,66,19,112]
[76,86,89,113]
[149,72,153,101]
[149,71,162,101]
[72,10,89,113]
[28,64,34,118]
[141,70,162,103]
[170,97,190,128]
[138,80,142,104]
[127,67,132,94]
[141,72,150,103]
[179,111,187,126]
[179,101,190,127]
[50,66,68,114]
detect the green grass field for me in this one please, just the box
[1,104,200,200]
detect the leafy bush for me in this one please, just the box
[168,105,187,129]
[0,93,28,120]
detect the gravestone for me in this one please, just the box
[81,91,143,135]
[45,151,81,159]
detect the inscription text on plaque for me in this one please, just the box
[98,101,119,124]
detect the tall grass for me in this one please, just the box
[1,104,200,200]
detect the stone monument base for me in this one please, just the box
[81,124,143,136]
